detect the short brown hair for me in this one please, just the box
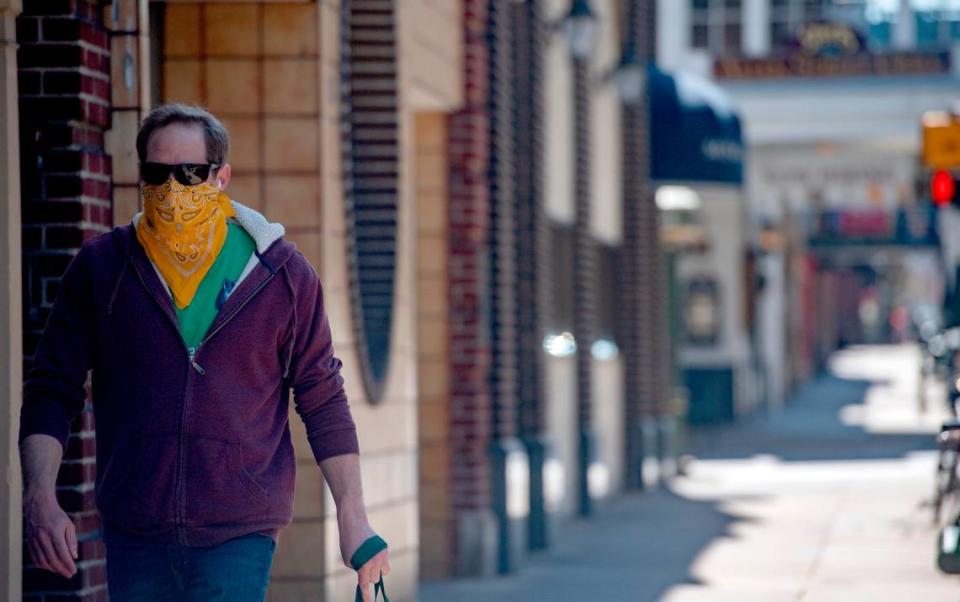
[136,103,230,165]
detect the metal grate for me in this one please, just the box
[341,0,400,404]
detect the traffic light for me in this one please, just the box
[932,169,957,207]
[918,168,960,208]
[921,111,960,207]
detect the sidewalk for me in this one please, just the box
[420,345,960,601]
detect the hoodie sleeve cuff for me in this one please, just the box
[19,402,72,452]
[309,427,360,464]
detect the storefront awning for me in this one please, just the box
[650,66,745,186]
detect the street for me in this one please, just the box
[421,345,960,601]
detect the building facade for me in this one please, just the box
[1,1,664,600]
[658,0,960,405]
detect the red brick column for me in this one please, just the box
[17,0,111,599]
[620,0,668,489]
[447,0,497,577]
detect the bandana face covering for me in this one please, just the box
[136,178,236,309]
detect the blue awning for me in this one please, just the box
[650,66,745,185]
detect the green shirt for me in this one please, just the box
[175,221,256,350]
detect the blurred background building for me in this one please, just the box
[660,0,960,413]
[1,0,960,601]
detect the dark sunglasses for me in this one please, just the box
[140,162,219,186]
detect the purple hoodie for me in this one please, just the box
[19,202,359,546]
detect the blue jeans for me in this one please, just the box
[105,533,276,602]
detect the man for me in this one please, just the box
[19,104,390,601]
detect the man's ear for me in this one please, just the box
[216,163,232,190]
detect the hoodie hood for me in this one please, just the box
[225,200,287,286]
[227,200,286,255]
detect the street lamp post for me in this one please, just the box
[564,0,597,517]
[565,0,598,60]
[613,42,646,106]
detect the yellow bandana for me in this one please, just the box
[136,179,236,309]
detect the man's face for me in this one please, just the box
[144,123,231,188]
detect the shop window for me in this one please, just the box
[684,277,721,346]
[914,10,960,51]
[693,23,710,49]
[690,0,744,57]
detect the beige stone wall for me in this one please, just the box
[590,0,623,245]
[400,0,463,111]
[105,0,151,227]
[592,356,625,498]
[0,2,22,600]
[589,0,625,501]
[161,1,324,268]
[544,355,578,517]
[544,0,575,225]
[326,0,464,595]
[414,113,452,580]
[397,0,462,586]
[319,1,420,598]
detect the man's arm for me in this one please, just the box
[21,434,78,578]
[285,257,388,601]
[19,245,95,578]
[320,453,375,555]
[320,454,390,602]
[21,434,62,501]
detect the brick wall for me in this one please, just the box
[17,0,112,599]
[572,41,597,518]
[511,0,551,551]
[488,0,518,444]
[447,0,494,569]
[620,0,667,489]
[513,0,547,443]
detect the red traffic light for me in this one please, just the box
[931,169,956,206]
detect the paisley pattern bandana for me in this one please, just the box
[136,178,236,309]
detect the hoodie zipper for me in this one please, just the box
[127,254,279,543]
[187,347,204,375]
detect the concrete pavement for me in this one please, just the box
[420,345,960,601]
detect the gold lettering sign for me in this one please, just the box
[799,23,861,55]
[714,52,950,80]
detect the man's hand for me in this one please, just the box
[23,491,78,578]
[320,454,391,602]
[338,501,390,602]
[355,547,390,602]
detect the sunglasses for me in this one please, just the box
[140,162,219,186]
